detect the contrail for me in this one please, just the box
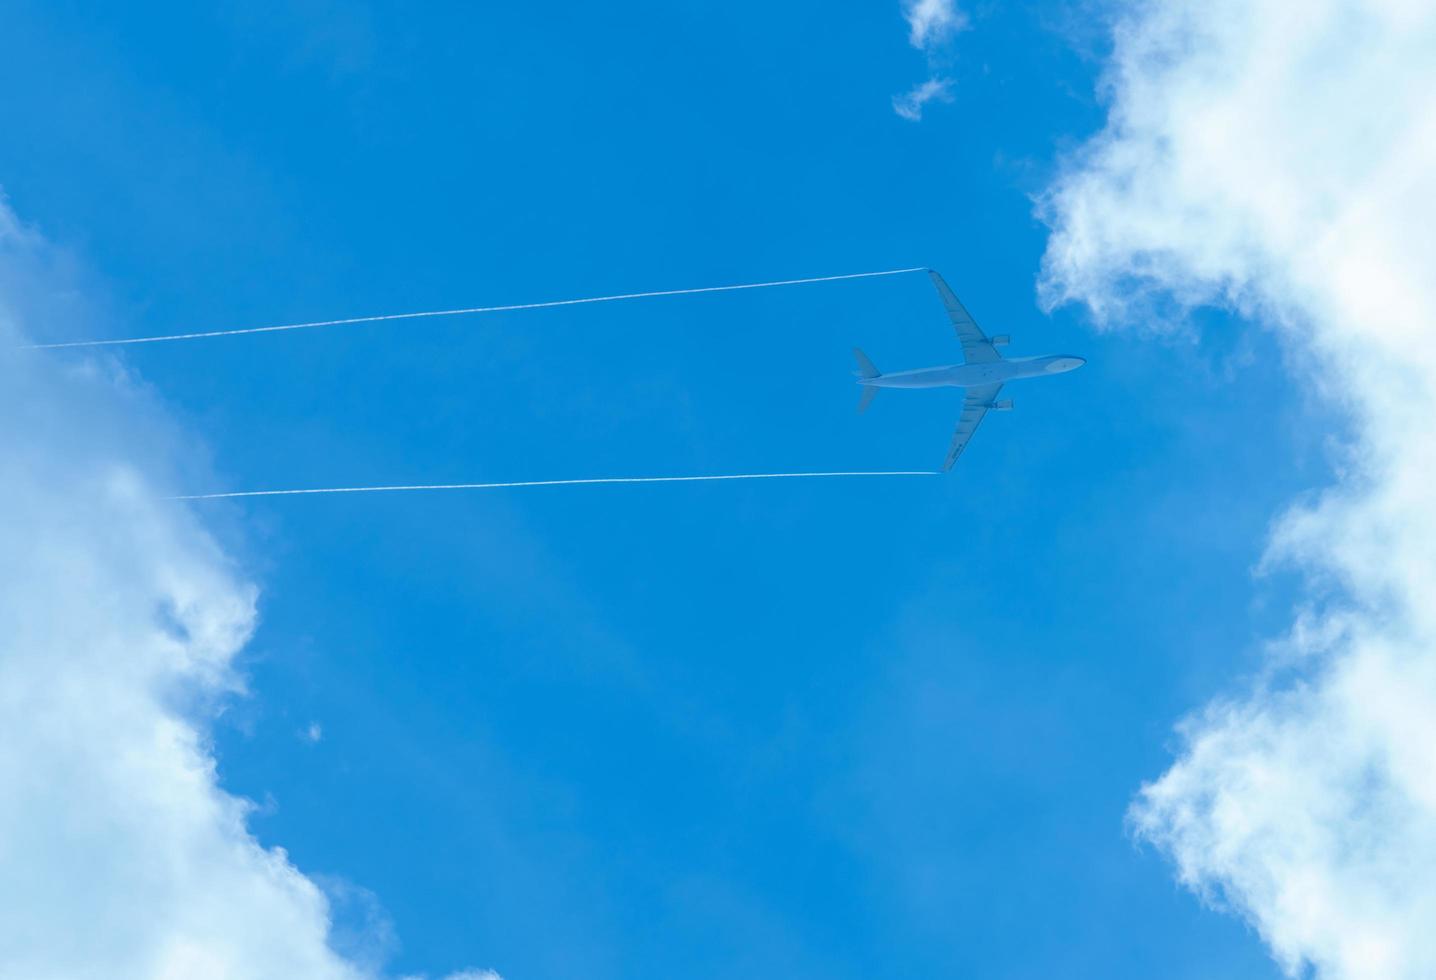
[27,267,927,350]
[169,470,937,500]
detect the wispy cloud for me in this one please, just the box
[892,77,955,122]
[894,0,967,122]
[903,0,968,49]
[0,195,489,978]
[1039,1,1436,977]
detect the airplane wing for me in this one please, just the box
[944,384,1002,471]
[929,270,1003,364]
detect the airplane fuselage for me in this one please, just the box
[859,354,1085,389]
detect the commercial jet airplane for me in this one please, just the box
[854,270,1085,471]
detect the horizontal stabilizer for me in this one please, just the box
[858,385,878,413]
[853,347,881,379]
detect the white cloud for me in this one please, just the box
[1039,1,1436,978]
[892,77,955,121]
[304,720,325,743]
[0,198,490,978]
[0,199,365,978]
[895,0,967,121]
[902,0,968,50]
[319,877,402,975]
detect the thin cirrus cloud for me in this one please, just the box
[0,198,493,980]
[903,0,967,47]
[893,77,954,122]
[894,0,967,122]
[1038,1,1436,978]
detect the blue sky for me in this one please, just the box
[4,2,1406,978]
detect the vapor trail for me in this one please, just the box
[28,267,927,350]
[170,470,936,500]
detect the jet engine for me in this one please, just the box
[990,334,1011,346]
[990,399,1014,411]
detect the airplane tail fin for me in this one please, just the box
[853,348,880,379]
[853,348,880,413]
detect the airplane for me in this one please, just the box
[854,270,1085,471]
